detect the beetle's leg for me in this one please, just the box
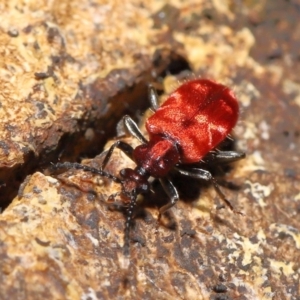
[101,140,134,170]
[123,115,148,144]
[102,114,149,169]
[51,162,121,184]
[158,177,179,221]
[148,83,160,111]
[175,167,243,215]
[209,150,245,164]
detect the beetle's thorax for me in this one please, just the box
[133,135,180,178]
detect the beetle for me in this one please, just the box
[53,79,245,258]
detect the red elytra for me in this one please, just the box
[146,79,239,163]
[53,78,245,260]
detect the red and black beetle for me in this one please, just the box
[53,79,245,257]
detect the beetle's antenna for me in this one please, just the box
[51,162,122,184]
[123,190,138,260]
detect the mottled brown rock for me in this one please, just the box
[0,0,185,204]
[1,0,300,300]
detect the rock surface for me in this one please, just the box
[0,1,299,299]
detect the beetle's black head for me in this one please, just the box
[120,168,150,195]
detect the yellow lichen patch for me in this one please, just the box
[234,234,263,266]
[270,223,300,249]
[244,179,274,207]
[283,79,300,108]
[191,190,214,219]
[268,259,296,278]
[174,27,256,80]
[234,80,261,108]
